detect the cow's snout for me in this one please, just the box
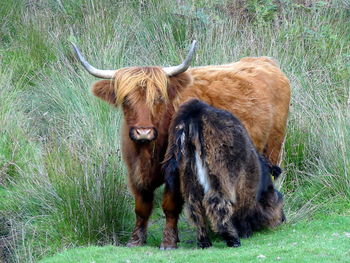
[129,127,158,142]
[136,128,152,136]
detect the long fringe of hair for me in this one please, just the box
[114,67,168,111]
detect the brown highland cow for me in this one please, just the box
[163,99,285,248]
[72,41,290,249]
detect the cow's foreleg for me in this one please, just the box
[127,190,154,247]
[160,185,183,250]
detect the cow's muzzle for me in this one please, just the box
[129,127,158,143]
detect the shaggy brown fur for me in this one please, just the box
[163,99,285,248]
[90,57,290,249]
[232,154,285,239]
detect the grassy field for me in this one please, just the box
[40,213,350,263]
[1,0,349,262]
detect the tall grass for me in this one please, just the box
[1,60,134,262]
[1,0,349,261]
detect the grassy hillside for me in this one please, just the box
[1,0,349,262]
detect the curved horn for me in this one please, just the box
[71,42,117,79]
[162,40,197,77]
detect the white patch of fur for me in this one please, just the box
[180,131,186,156]
[195,151,210,193]
[180,131,185,146]
[230,186,237,204]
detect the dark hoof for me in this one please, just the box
[226,238,241,247]
[236,221,253,239]
[197,238,212,249]
[239,230,253,239]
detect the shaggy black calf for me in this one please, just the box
[163,99,285,248]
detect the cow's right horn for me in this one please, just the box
[71,43,117,79]
[162,40,197,77]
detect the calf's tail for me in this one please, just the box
[162,125,185,194]
[162,104,204,194]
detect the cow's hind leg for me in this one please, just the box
[264,127,286,165]
[232,214,253,238]
[160,185,183,250]
[204,194,241,247]
[186,195,212,249]
[127,190,154,247]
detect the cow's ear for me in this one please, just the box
[92,80,116,105]
[271,165,282,179]
[167,72,192,100]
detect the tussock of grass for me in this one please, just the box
[1,0,349,262]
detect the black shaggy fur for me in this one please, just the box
[234,156,285,238]
[163,99,285,248]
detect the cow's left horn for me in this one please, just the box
[162,40,197,77]
[71,43,117,79]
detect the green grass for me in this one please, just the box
[39,212,350,263]
[1,0,350,262]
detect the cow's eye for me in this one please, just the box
[123,97,131,107]
[155,96,165,104]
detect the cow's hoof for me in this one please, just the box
[160,228,178,250]
[197,241,212,249]
[197,237,212,249]
[226,238,241,248]
[126,239,145,247]
[160,240,178,250]
[239,230,253,239]
[159,243,178,250]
